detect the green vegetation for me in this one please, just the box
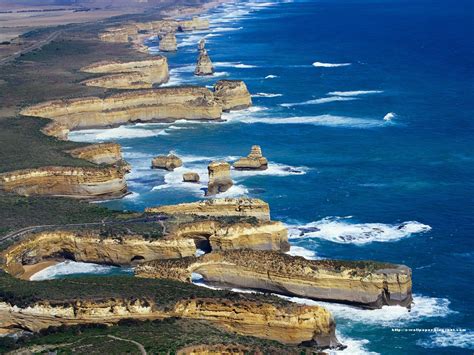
[0,319,296,354]
[0,271,286,309]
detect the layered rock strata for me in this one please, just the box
[1,230,196,278]
[214,80,252,111]
[136,250,413,309]
[195,39,214,76]
[183,172,200,183]
[233,145,268,170]
[0,166,128,199]
[159,31,177,52]
[146,198,271,221]
[20,87,222,139]
[80,57,169,89]
[67,143,123,165]
[0,297,338,347]
[206,161,233,196]
[178,17,210,31]
[152,154,183,171]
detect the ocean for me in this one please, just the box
[66,0,474,353]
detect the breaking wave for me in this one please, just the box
[214,61,257,68]
[287,217,432,244]
[327,90,383,96]
[265,74,278,79]
[286,246,318,260]
[68,126,167,142]
[281,96,357,107]
[30,261,131,281]
[417,330,474,350]
[313,62,352,68]
[252,92,283,98]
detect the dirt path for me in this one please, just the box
[107,335,147,355]
[0,30,62,65]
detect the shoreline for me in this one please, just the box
[21,260,61,281]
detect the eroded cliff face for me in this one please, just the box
[136,250,413,309]
[214,80,252,111]
[80,57,169,89]
[0,166,127,199]
[167,219,289,253]
[67,143,123,165]
[99,18,209,44]
[0,297,339,347]
[20,87,222,138]
[145,198,271,221]
[206,161,233,196]
[1,230,196,278]
[159,32,178,52]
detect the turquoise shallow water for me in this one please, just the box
[67,0,474,353]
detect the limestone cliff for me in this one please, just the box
[21,87,222,138]
[206,161,233,196]
[0,297,339,347]
[195,39,214,76]
[80,57,169,89]
[214,80,252,111]
[0,166,128,199]
[152,154,183,171]
[136,250,413,309]
[178,17,210,31]
[67,143,123,165]
[145,198,271,221]
[1,230,196,278]
[233,145,268,170]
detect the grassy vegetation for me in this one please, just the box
[0,319,297,354]
[0,271,287,309]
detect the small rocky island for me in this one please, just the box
[195,39,214,76]
[234,145,268,170]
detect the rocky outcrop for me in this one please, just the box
[166,220,289,253]
[0,166,128,199]
[159,31,177,52]
[206,161,233,196]
[183,172,200,183]
[21,87,222,139]
[98,18,209,44]
[178,17,210,31]
[137,250,413,309]
[67,143,123,165]
[1,230,196,278]
[214,80,252,111]
[146,198,271,221]
[0,297,339,347]
[80,57,169,89]
[195,39,214,76]
[233,146,268,170]
[152,154,183,171]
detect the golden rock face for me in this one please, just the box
[0,166,128,198]
[137,250,413,309]
[67,143,123,165]
[151,154,183,171]
[146,198,271,221]
[159,32,177,52]
[206,161,233,196]
[80,57,170,89]
[233,145,268,170]
[0,297,338,347]
[20,87,223,138]
[213,80,252,111]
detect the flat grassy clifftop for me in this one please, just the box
[0,271,288,309]
[0,318,296,354]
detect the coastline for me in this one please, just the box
[21,260,60,281]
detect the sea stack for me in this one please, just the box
[206,161,233,196]
[194,39,214,76]
[183,172,200,183]
[233,145,268,170]
[214,80,252,111]
[151,154,183,171]
[159,29,177,52]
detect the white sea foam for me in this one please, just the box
[265,74,278,79]
[286,246,318,260]
[278,294,453,327]
[68,126,167,142]
[214,61,257,68]
[384,112,397,121]
[30,261,126,281]
[211,26,243,32]
[232,162,307,177]
[225,114,391,129]
[287,217,431,244]
[417,330,474,350]
[281,96,357,107]
[331,333,379,355]
[313,61,352,68]
[252,92,283,98]
[327,90,383,97]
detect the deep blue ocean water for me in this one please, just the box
[67,0,474,353]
